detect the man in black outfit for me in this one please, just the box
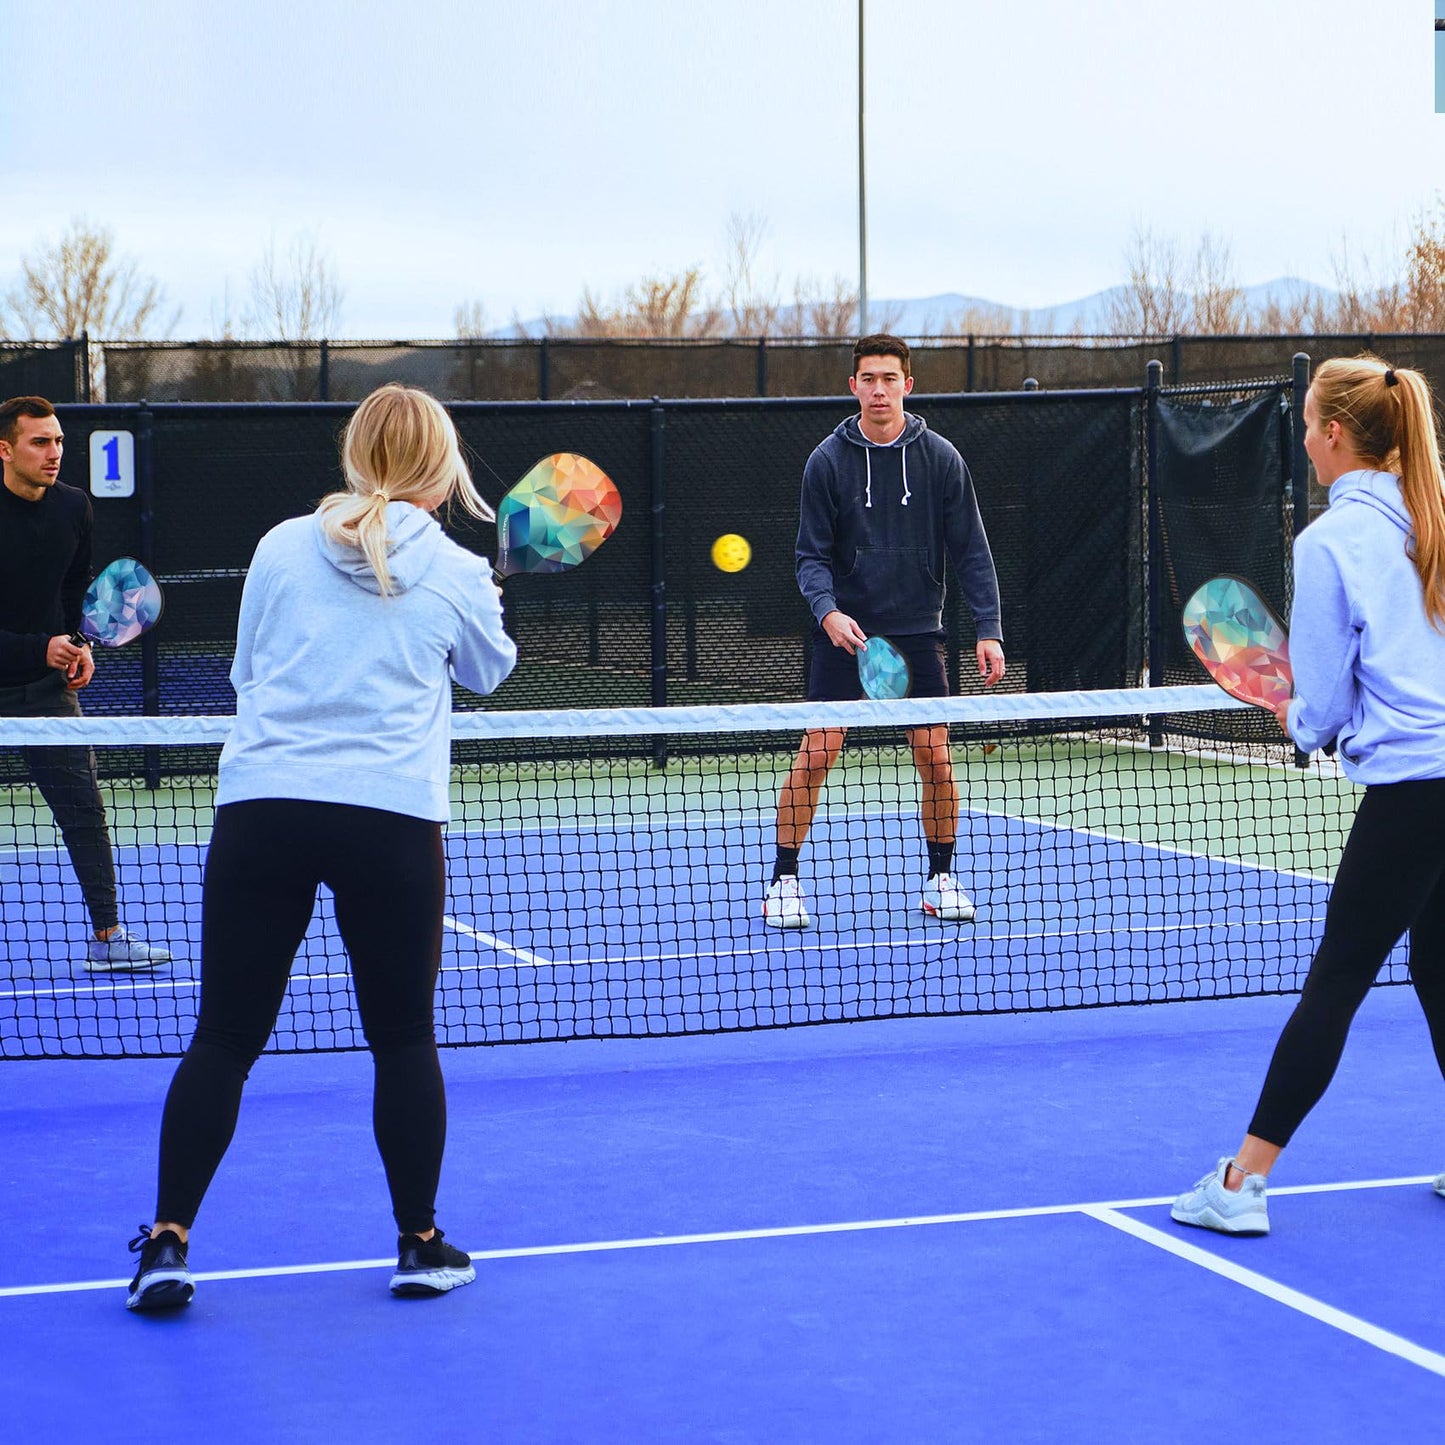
[0,395,170,970]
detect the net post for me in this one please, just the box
[649,397,669,769]
[1289,352,1312,769]
[137,402,161,788]
[1145,359,1164,748]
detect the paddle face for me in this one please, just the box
[858,636,912,700]
[73,557,164,648]
[1181,575,1292,713]
[495,453,622,578]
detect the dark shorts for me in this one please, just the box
[808,629,949,702]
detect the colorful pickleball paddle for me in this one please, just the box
[494,453,622,579]
[858,635,912,700]
[1181,575,1292,714]
[69,557,165,649]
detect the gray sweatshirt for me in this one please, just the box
[795,412,1002,639]
[1287,468,1445,783]
[217,502,517,821]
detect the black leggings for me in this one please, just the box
[1248,778,1445,1146]
[155,799,449,1234]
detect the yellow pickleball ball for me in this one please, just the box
[711,533,751,573]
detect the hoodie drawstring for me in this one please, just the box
[863,442,909,507]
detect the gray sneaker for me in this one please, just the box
[1171,1157,1270,1235]
[1434,1173,1445,1199]
[86,925,172,972]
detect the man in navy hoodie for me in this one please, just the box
[763,336,1005,928]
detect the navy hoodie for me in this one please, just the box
[795,412,1002,639]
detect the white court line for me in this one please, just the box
[2,911,1337,998]
[442,914,553,968]
[1084,1206,1445,1378]
[3,1175,1433,1302]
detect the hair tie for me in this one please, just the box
[1384,369,1399,388]
[373,489,391,503]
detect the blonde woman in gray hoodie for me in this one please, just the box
[1174,356,1445,1237]
[127,385,516,1311]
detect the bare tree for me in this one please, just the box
[569,268,722,338]
[244,231,344,340]
[720,211,780,336]
[1,218,174,339]
[454,301,489,339]
[937,302,1019,336]
[1317,236,1407,332]
[1107,226,1189,335]
[1403,202,1445,331]
[1189,232,1246,334]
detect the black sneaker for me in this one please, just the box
[126,1224,194,1311]
[389,1229,476,1297]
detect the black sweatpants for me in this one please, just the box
[1247,777,1445,1146]
[155,798,450,1234]
[1,672,119,933]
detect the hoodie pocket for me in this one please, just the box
[843,547,937,595]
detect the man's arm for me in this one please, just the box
[795,449,841,628]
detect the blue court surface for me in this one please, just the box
[4,985,1443,1442]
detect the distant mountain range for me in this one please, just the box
[499,277,1331,339]
[872,277,1330,336]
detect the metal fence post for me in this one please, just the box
[137,402,161,785]
[756,337,768,397]
[79,330,92,403]
[1290,352,1311,538]
[539,338,550,400]
[318,339,329,401]
[649,397,668,767]
[1144,360,1163,744]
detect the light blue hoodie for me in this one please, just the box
[217,502,517,821]
[1287,468,1445,784]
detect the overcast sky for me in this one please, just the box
[1,0,1438,338]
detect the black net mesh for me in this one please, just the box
[0,690,1381,1059]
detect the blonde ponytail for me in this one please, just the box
[1311,355,1445,629]
[317,384,493,596]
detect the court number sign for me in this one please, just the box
[89,430,135,498]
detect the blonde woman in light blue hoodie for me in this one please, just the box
[127,386,516,1310]
[1174,355,1445,1236]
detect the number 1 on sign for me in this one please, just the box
[89,431,135,498]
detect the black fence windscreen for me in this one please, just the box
[5,331,1430,402]
[53,376,1292,732]
[1153,389,1291,683]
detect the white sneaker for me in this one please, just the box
[86,924,172,972]
[762,875,810,929]
[920,873,975,922]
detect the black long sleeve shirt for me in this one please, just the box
[0,479,92,686]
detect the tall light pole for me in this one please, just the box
[858,0,868,336]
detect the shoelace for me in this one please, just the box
[128,1224,156,1255]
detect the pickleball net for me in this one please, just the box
[0,686,1399,1059]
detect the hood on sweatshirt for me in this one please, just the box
[1327,468,1413,535]
[311,500,445,595]
[836,412,929,509]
